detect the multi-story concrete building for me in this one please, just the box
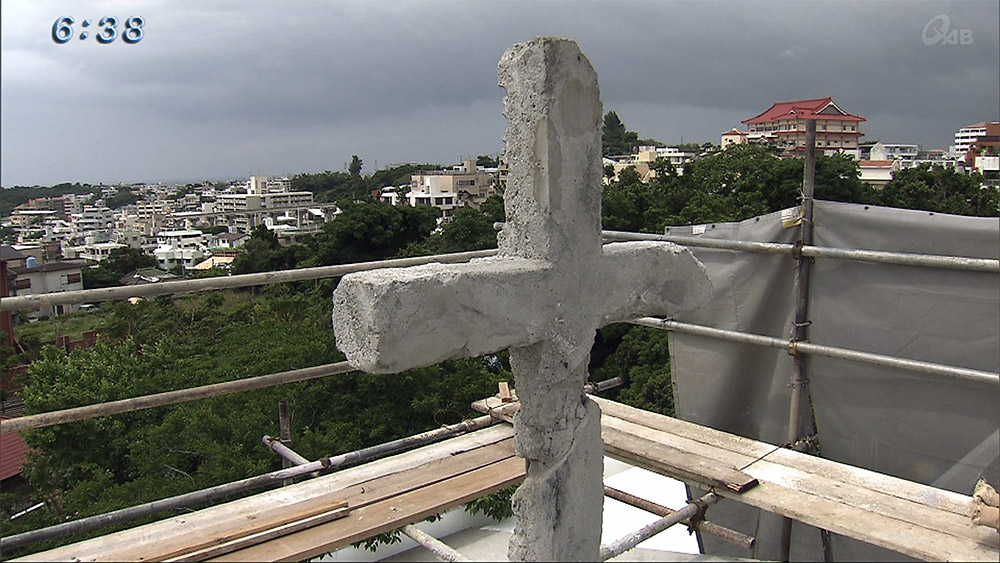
[73,205,115,234]
[951,122,1000,157]
[216,176,313,213]
[742,97,865,157]
[407,160,495,219]
[867,142,919,166]
[152,230,209,272]
[75,242,128,263]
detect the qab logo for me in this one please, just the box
[922,14,974,46]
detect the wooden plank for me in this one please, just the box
[165,505,350,562]
[211,456,526,562]
[592,395,777,458]
[16,428,515,563]
[471,396,519,421]
[601,411,989,547]
[729,480,997,562]
[602,426,758,493]
[743,458,999,548]
[592,395,974,517]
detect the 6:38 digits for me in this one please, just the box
[52,16,144,44]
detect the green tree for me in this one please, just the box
[877,164,997,216]
[602,111,639,157]
[476,155,499,168]
[304,199,439,267]
[105,189,140,209]
[82,247,159,289]
[402,206,499,256]
[349,155,363,177]
[230,225,302,275]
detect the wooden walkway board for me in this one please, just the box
[587,396,999,562]
[471,396,998,562]
[16,396,999,562]
[15,425,517,562]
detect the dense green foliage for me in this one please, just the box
[104,189,141,210]
[3,290,510,556]
[602,144,881,232]
[82,247,159,289]
[0,183,98,217]
[879,163,997,216]
[290,162,443,203]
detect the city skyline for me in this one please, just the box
[2,0,998,187]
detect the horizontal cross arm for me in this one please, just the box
[333,257,551,374]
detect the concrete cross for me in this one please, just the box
[333,37,711,562]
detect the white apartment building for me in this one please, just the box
[216,179,314,213]
[152,230,209,272]
[76,241,127,263]
[951,122,998,157]
[73,205,115,234]
[868,142,919,165]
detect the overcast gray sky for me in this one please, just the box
[2,0,998,187]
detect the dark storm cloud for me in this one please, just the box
[1,0,997,186]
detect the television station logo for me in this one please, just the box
[922,14,973,46]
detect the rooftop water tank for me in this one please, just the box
[25,256,37,268]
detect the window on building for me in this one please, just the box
[65,272,82,284]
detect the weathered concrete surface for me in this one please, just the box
[332,36,711,561]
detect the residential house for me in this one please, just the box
[858,159,900,188]
[9,258,87,318]
[721,128,748,149]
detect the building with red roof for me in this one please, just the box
[742,97,865,157]
[0,418,30,483]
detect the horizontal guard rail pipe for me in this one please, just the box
[601,230,1000,273]
[0,249,499,312]
[632,318,999,386]
[0,362,357,434]
[6,229,998,314]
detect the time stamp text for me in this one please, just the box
[52,16,144,44]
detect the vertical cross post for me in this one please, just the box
[333,37,711,561]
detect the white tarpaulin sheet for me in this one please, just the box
[668,200,1000,561]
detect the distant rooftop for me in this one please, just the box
[743,97,865,124]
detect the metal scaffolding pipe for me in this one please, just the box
[630,318,999,386]
[400,524,470,562]
[264,433,472,562]
[0,249,498,312]
[801,245,998,273]
[602,230,999,273]
[0,362,356,434]
[585,376,624,393]
[263,435,310,466]
[0,414,501,551]
[781,117,817,563]
[599,492,720,561]
[603,230,794,256]
[604,486,755,550]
